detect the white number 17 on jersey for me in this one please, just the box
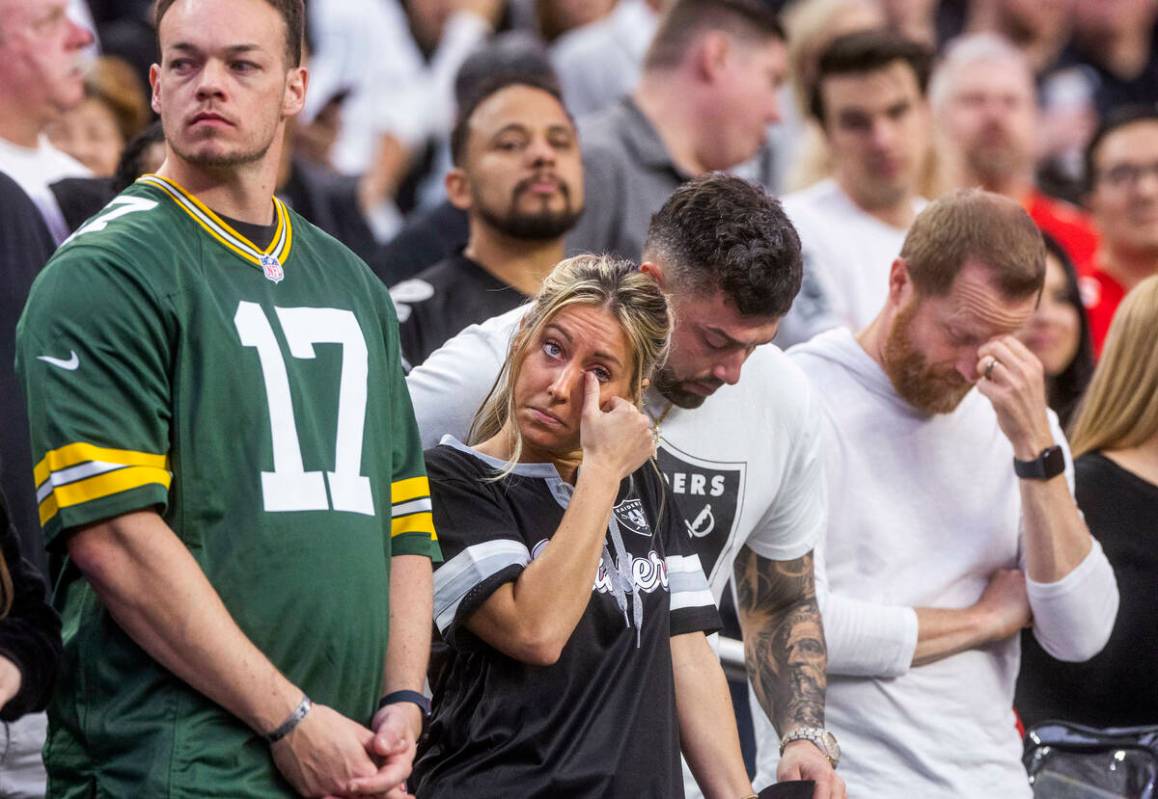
[234,302,374,515]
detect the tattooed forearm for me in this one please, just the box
[733,546,827,734]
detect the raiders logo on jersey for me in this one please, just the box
[656,441,746,587]
[613,497,652,537]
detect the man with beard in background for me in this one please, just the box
[390,74,584,369]
[931,33,1100,274]
[775,189,1117,796]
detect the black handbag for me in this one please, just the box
[1024,720,1158,798]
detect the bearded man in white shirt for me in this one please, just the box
[760,189,1119,796]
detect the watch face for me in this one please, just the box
[823,731,841,760]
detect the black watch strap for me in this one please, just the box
[377,689,431,717]
[1013,445,1065,480]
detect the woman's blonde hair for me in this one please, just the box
[1069,275,1158,457]
[469,254,672,468]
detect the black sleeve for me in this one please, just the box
[426,448,530,649]
[645,468,721,637]
[0,487,62,721]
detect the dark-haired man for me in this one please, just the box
[1080,105,1158,355]
[782,190,1117,795]
[566,0,787,261]
[16,0,438,796]
[776,30,932,348]
[390,75,583,369]
[410,173,846,799]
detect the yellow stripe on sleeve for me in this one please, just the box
[34,443,168,486]
[391,511,437,540]
[39,465,172,526]
[391,476,431,505]
[37,494,59,528]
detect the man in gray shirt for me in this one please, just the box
[566,0,788,261]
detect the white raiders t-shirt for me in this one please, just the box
[407,305,826,599]
[775,179,925,349]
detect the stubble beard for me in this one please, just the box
[652,364,710,409]
[882,302,973,415]
[170,126,275,171]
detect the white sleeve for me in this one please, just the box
[1021,414,1120,662]
[814,523,918,678]
[1027,538,1118,662]
[742,360,826,562]
[405,307,522,448]
[420,12,491,137]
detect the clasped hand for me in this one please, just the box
[272,702,419,799]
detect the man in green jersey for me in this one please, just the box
[15,0,438,796]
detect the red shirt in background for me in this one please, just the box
[1079,266,1127,357]
[1025,190,1100,276]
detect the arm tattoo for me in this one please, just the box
[733,546,826,734]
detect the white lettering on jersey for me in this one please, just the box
[64,196,158,245]
[234,302,374,515]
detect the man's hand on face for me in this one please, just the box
[340,703,422,798]
[976,335,1055,459]
[269,703,383,798]
[777,740,847,799]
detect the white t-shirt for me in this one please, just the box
[305,0,488,172]
[746,327,1119,796]
[776,179,925,348]
[407,306,826,598]
[0,137,90,244]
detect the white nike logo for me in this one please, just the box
[38,351,79,371]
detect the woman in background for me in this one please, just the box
[1016,233,1094,428]
[1016,275,1158,728]
[46,56,150,178]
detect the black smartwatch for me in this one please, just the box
[1013,445,1065,480]
[377,689,432,718]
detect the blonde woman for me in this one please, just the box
[1016,275,1158,729]
[412,255,753,798]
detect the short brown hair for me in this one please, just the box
[900,189,1045,298]
[154,0,304,68]
[644,0,786,72]
[809,29,932,124]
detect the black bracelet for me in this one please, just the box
[265,695,311,744]
[377,689,431,717]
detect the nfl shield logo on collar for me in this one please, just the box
[260,254,284,284]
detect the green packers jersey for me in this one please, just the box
[16,175,439,798]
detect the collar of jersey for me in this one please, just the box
[136,173,293,270]
[440,435,565,480]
